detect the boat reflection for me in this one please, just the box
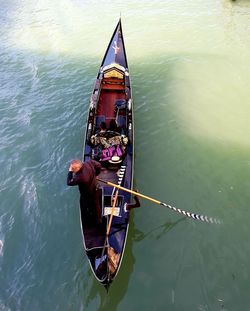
[133,216,185,242]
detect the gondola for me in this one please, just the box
[81,19,134,287]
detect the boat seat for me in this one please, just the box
[115,99,127,109]
[101,84,124,90]
[102,77,124,85]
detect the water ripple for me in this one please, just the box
[0,0,250,310]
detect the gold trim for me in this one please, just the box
[104,69,123,79]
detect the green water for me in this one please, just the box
[1,0,250,310]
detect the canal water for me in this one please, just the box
[0,0,250,310]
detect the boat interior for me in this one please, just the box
[89,65,129,167]
[96,69,127,131]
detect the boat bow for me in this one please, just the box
[101,19,128,70]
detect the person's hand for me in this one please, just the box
[68,164,73,172]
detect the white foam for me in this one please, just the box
[20,111,31,126]
[0,240,3,256]
[21,176,39,218]
[0,301,11,311]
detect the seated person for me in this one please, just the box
[90,121,108,148]
[108,119,121,134]
[90,119,128,161]
[98,121,107,135]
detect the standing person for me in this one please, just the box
[67,159,102,224]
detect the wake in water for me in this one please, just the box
[0,240,3,257]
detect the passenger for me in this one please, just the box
[99,121,107,134]
[109,119,121,134]
[67,159,102,224]
[90,121,109,147]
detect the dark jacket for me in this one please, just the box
[67,160,102,223]
[67,160,101,196]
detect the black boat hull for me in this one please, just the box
[81,19,134,286]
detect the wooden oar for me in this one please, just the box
[107,190,119,236]
[101,189,119,259]
[97,178,221,224]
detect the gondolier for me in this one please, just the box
[67,159,102,224]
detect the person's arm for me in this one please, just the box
[90,160,102,176]
[126,195,140,210]
[133,195,140,208]
[67,165,79,186]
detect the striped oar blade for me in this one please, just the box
[160,203,221,224]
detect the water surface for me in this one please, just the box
[0,0,250,310]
